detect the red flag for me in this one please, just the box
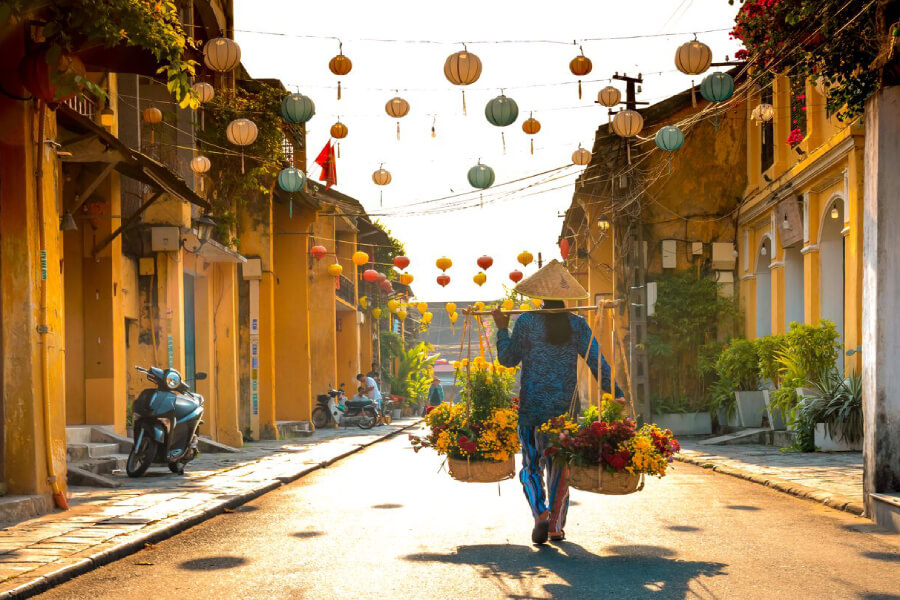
[315,141,337,189]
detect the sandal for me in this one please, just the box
[532,519,550,545]
[549,530,566,542]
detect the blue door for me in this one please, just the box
[183,273,196,386]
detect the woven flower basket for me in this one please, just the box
[447,456,515,483]
[568,464,644,495]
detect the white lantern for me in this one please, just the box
[226,118,258,173]
[192,82,215,103]
[203,37,241,73]
[191,155,211,192]
[572,146,591,166]
[751,103,775,123]
[372,168,392,186]
[597,86,621,108]
[611,109,644,138]
[675,39,712,75]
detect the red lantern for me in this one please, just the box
[476,255,494,270]
[310,245,327,260]
[376,272,387,283]
[379,280,394,294]
[18,47,86,103]
[393,256,410,270]
[509,270,523,283]
[437,274,450,287]
[560,238,570,260]
[363,269,380,283]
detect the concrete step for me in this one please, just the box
[65,425,94,444]
[871,493,900,534]
[68,454,128,476]
[66,442,121,461]
[67,465,120,489]
[0,494,54,524]
[276,421,314,439]
[699,428,769,445]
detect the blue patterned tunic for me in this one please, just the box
[497,313,622,428]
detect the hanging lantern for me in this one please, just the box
[192,82,215,103]
[203,37,241,73]
[372,307,383,319]
[376,272,388,283]
[509,270,523,283]
[310,245,327,260]
[569,47,593,99]
[522,113,541,155]
[359,296,368,310]
[330,121,348,139]
[281,93,316,124]
[519,303,532,311]
[379,280,394,294]
[387,299,400,312]
[444,47,482,114]
[700,72,735,103]
[560,238,570,260]
[437,275,451,287]
[449,312,459,324]
[326,263,343,277]
[397,309,408,322]
[473,272,487,287]
[751,103,775,123]
[363,268,380,283]
[352,251,369,267]
[328,44,352,100]
[18,47,85,103]
[517,251,534,267]
[675,37,713,107]
[477,255,493,270]
[446,302,457,314]
[597,86,621,108]
[436,257,452,271]
[468,162,495,198]
[143,106,162,124]
[655,125,684,173]
[190,155,211,193]
[416,302,428,314]
[572,145,591,166]
[611,110,643,138]
[598,216,611,232]
[385,96,410,140]
[226,118,258,173]
[421,311,433,324]
[399,272,414,286]
[474,301,486,312]
[393,256,410,270]
[372,165,392,206]
[485,94,519,152]
[277,167,306,192]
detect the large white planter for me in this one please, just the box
[814,424,862,451]
[717,407,742,430]
[735,391,767,428]
[651,412,712,436]
[762,390,786,430]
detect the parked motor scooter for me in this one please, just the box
[127,366,206,477]
[312,386,378,430]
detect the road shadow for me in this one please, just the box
[860,595,900,600]
[666,525,702,532]
[725,505,761,511]
[372,503,404,509]
[179,556,247,571]
[404,543,726,599]
[861,551,900,563]
[293,531,325,538]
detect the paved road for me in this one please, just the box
[34,431,900,600]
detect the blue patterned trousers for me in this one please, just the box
[518,425,569,532]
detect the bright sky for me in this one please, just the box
[235,0,742,302]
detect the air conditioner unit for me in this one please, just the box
[242,258,262,280]
[716,270,735,298]
[151,226,180,252]
[712,243,737,270]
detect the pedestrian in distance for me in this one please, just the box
[425,375,444,415]
[357,372,383,411]
[491,260,624,545]
[367,362,381,386]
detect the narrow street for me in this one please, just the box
[33,432,900,600]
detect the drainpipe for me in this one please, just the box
[35,100,69,510]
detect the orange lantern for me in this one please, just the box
[522,113,541,155]
[437,275,450,287]
[569,47,593,99]
[352,251,369,266]
[446,302,457,314]
[473,272,487,286]
[436,257,452,271]
[517,250,534,267]
[328,43,352,99]
[399,273,414,286]
[444,46,482,114]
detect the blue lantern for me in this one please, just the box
[484,94,519,127]
[468,163,495,189]
[655,126,684,173]
[699,72,735,103]
[281,93,315,124]
[278,167,306,218]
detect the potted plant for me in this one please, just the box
[754,335,788,429]
[715,339,765,429]
[540,398,680,495]
[799,370,863,451]
[409,356,520,483]
[649,396,713,436]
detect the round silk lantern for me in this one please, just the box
[393,256,410,270]
[360,296,368,310]
[281,93,315,124]
[379,279,393,294]
[436,257,452,271]
[517,251,534,267]
[278,167,306,192]
[501,299,515,311]
[352,251,369,267]
[751,103,775,123]
[572,145,591,166]
[509,270,523,283]
[363,269,380,282]
[329,46,352,100]
[675,38,713,76]
[372,308,383,319]
[477,255,493,270]
[655,126,684,152]
[376,272,387,283]
[597,86,621,108]
[446,303,457,314]
[560,238,570,260]
[399,273,414,285]
[569,48,592,99]
[522,113,541,154]
[416,302,428,314]
[330,121,348,139]
[397,310,408,322]
[190,155,211,193]
[449,312,459,324]
[310,245,327,260]
[143,106,162,124]
[372,167,392,186]
[444,48,482,113]
[18,47,85,103]
[385,96,410,139]
[700,72,735,103]
[485,93,519,150]
[326,263,343,277]
[203,37,241,73]
[468,163,495,190]
[226,118,258,173]
[421,312,433,324]
[611,110,643,138]
[192,82,215,103]
[437,275,450,287]
[387,299,400,312]
[473,272,487,286]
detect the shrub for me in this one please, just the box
[716,339,760,391]
[754,334,787,385]
[769,321,841,418]
[800,370,863,445]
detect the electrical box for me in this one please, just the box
[716,270,735,298]
[661,240,677,269]
[692,242,703,256]
[242,258,262,280]
[357,312,366,325]
[139,257,155,276]
[712,242,737,270]
[151,226,180,252]
[646,281,658,316]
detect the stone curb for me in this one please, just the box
[0,420,422,600]
[675,452,865,517]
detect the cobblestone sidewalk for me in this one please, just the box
[0,419,420,599]
[676,441,864,516]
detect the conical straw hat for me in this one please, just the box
[514,259,588,300]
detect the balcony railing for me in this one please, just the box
[64,94,97,120]
[336,274,355,305]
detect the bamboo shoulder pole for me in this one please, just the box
[467,301,621,316]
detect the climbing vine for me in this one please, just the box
[729,0,882,121]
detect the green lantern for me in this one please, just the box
[700,72,735,103]
[468,162,495,194]
[281,93,315,124]
[278,167,306,218]
[655,126,684,173]
[484,94,519,127]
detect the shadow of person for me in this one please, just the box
[405,543,726,599]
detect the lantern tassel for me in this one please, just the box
[431,125,436,138]
[337,81,342,100]
[241,150,245,174]
[502,131,506,154]
[290,197,293,219]
[200,109,204,131]
[578,79,583,100]
[380,190,383,207]
[530,138,534,155]
[462,90,467,116]
[397,121,400,141]
[668,155,672,174]
[627,142,632,165]
[336,142,341,159]
[199,176,204,193]
[691,80,697,107]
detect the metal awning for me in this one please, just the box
[182,228,247,264]
[55,105,211,211]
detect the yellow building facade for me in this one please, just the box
[738,76,864,374]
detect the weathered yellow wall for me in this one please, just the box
[211,262,243,447]
[309,217,337,396]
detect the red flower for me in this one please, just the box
[457,435,477,454]
[603,450,631,472]
[544,446,559,458]
[425,405,436,415]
